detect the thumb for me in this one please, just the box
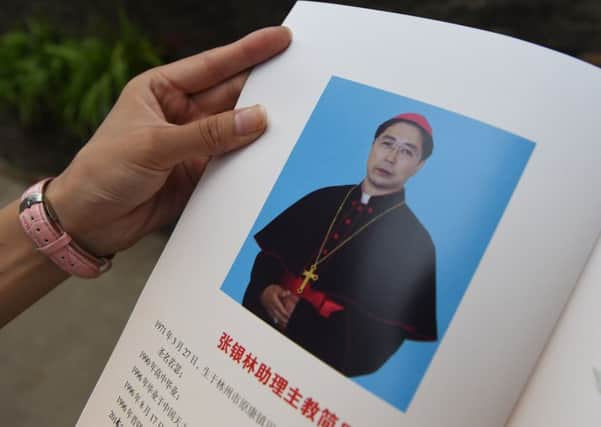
[154,104,267,168]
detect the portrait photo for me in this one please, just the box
[220,76,535,412]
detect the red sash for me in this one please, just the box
[281,270,344,318]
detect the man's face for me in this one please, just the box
[365,122,425,195]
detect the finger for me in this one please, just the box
[267,307,287,326]
[186,72,248,121]
[157,26,291,94]
[273,308,288,325]
[271,295,289,319]
[274,312,288,327]
[153,105,267,169]
[276,307,290,326]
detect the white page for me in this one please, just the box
[77,2,601,426]
[507,237,601,426]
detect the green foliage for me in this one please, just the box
[0,14,162,140]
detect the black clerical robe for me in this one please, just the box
[242,185,437,377]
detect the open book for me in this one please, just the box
[76,2,601,426]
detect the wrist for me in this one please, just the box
[19,178,112,278]
[44,176,108,257]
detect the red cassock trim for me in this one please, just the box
[280,270,344,318]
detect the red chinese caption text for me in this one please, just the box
[218,331,351,427]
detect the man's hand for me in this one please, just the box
[44,27,292,256]
[260,284,300,329]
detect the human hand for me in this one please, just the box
[281,291,300,315]
[260,284,299,329]
[44,27,292,256]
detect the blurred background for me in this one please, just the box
[0,1,599,426]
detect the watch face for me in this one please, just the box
[19,193,43,213]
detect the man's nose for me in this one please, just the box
[385,147,399,162]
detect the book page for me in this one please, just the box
[77,2,601,426]
[507,237,601,426]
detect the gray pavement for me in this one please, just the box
[0,173,168,426]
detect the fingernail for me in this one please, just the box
[234,105,267,135]
[282,26,293,40]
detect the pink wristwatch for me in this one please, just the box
[18,178,111,278]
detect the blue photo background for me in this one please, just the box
[221,76,534,412]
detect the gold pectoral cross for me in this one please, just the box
[298,264,319,294]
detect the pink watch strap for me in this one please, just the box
[19,178,111,278]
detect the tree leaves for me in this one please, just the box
[0,16,162,144]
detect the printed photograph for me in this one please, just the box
[221,76,535,411]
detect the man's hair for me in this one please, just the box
[374,118,434,160]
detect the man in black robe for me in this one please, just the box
[242,113,437,377]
